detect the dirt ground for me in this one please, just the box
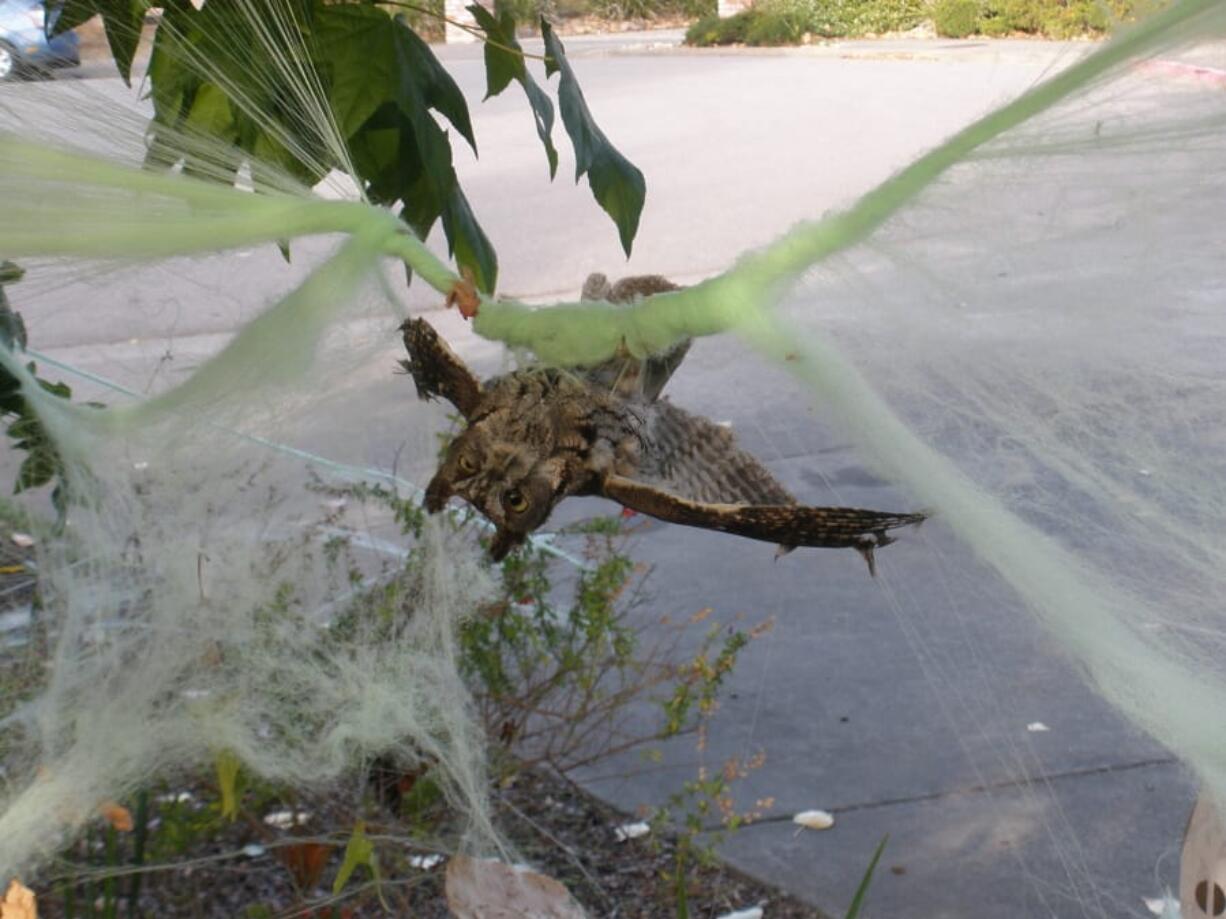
[22,764,824,918]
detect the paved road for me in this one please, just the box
[1,31,1194,918]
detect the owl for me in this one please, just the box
[400,274,925,572]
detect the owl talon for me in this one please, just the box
[855,542,878,578]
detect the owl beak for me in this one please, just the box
[424,473,452,513]
[488,528,525,561]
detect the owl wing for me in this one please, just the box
[399,318,483,419]
[600,473,926,576]
[579,273,691,402]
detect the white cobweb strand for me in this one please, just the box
[0,273,500,877]
[767,52,1226,800]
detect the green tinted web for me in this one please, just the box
[3,3,1226,913]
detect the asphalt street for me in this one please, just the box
[1,30,1197,918]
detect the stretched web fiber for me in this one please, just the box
[3,0,1226,912]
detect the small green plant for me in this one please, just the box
[933,0,980,36]
[844,835,889,919]
[318,474,756,776]
[649,740,772,918]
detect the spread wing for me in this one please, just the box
[399,318,483,419]
[608,400,925,574]
[601,473,926,576]
[579,273,691,402]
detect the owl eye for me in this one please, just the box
[504,489,529,513]
[457,455,477,476]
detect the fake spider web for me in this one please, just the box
[3,1,1226,915]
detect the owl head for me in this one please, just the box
[424,401,570,560]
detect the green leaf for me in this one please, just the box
[312,5,475,154]
[312,3,399,140]
[56,1,147,85]
[540,20,645,256]
[215,749,241,822]
[844,834,888,919]
[392,17,476,155]
[470,5,521,96]
[442,185,498,294]
[16,444,56,493]
[0,265,26,352]
[49,0,99,35]
[146,3,198,126]
[146,1,329,188]
[332,820,379,895]
[468,6,558,178]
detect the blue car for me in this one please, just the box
[0,0,79,82]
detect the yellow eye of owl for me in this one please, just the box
[505,489,529,513]
[457,455,477,475]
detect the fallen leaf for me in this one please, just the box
[1,879,36,919]
[277,842,332,890]
[445,855,586,919]
[9,533,34,549]
[98,801,133,832]
[793,809,835,831]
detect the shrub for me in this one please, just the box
[674,0,719,17]
[744,8,807,43]
[685,0,1152,42]
[590,0,663,19]
[685,10,754,43]
[845,0,927,33]
[686,0,926,44]
[584,0,716,19]
[933,0,980,36]
[1037,0,1110,36]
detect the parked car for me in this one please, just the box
[0,1,79,82]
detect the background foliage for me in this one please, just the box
[687,0,1153,44]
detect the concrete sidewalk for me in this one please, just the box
[3,31,1196,917]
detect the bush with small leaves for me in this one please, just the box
[685,10,753,43]
[933,0,980,36]
[744,9,807,43]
